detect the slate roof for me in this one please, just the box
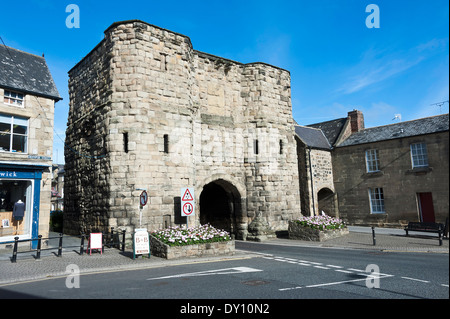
[295,125,332,150]
[0,45,61,101]
[338,113,449,147]
[307,117,347,147]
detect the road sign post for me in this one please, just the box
[181,187,195,228]
[138,190,148,227]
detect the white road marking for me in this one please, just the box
[335,269,353,274]
[326,264,343,269]
[258,254,440,292]
[314,265,330,270]
[146,267,263,281]
[401,276,430,283]
[347,268,365,272]
[297,263,312,266]
[278,274,395,291]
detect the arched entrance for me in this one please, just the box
[200,179,242,238]
[317,187,336,217]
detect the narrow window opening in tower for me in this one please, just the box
[123,132,129,153]
[163,134,169,153]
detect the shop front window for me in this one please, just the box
[0,180,32,239]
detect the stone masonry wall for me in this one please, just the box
[333,132,449,227]
[65,20,301,241]
[295,139,334,217]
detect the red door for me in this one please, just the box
[417,193,435,223]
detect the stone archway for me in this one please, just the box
[317,187,336,217]
[199,179,244,239]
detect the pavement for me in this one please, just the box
[0,226,447,286]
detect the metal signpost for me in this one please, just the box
[181,187,195,228]
[138,190,148,227]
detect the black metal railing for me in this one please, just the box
[2,228,126,263]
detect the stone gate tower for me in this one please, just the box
[64,20,301,240]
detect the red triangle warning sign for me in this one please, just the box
[182,188,194,201]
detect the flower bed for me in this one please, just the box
[150,224,234,259]
[151,224,231,246]
[288,215,348,242]
[294,215,346,231]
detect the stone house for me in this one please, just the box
[64,20,301,241]
[308,110,449,227]
[0,45,61,248]
[294,125,336,217]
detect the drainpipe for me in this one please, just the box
[308,147,316,216]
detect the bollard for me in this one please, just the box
[11,236,19,263]
[57,233,63,257]
[438,226,442,246]
[372,227,376,246]
[110,227,115,248]
[36,235,42,260]
[121,230,126,252]
[80,233,85,255]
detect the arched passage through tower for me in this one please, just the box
[199,179,242,238]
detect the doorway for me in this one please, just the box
[0,179,33,240]
[199,179,242,238]
[417,192,435,223]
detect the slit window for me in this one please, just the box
[123,132,128,153]
[254,139,259,155]
[163,134,169,153]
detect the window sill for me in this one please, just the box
[363,170,384,178]
[405,167,432,176]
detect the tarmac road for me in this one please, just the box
[0,228,448,300]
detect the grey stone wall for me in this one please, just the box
[64,20,301,241]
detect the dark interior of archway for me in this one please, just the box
[318,188,335,216]
[200,183,232,233]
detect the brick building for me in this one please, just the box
[64,20,301,241]
[0,45,61,247]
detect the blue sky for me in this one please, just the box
[0,0,448,164]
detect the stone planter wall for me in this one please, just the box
[150,235,235,260]
[288,220,349,242]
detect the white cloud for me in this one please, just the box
[337,48,423,94]
[336,39,448,95]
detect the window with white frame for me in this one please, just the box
[410,143,428,168]
[368,187,385,213]
[3,90,25,107]
[365,149,380,172]
[0,114,28,153]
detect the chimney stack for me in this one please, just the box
[348,109,364,133]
